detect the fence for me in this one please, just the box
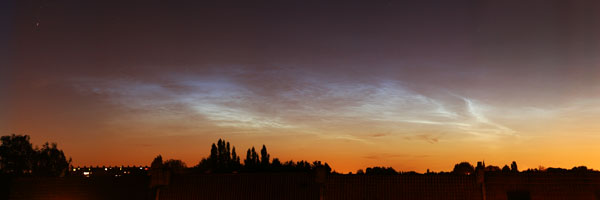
[6,172,600,200]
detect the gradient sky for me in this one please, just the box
[3,0,600,173]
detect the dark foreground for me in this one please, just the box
[3,172,600,200]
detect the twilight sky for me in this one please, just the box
[3,0,600,173]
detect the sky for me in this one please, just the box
[3,0,600,173]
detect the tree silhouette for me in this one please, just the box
[0,134,70,176]
[485,165,501,172]
[151,155,164,168]
[502,165,511,172]
[260,145,270,168]
[511,161,519,172]
[244,148,253,170]
[243,146,260,170]
[232,147,240,165]
[452,162,475,175]
[164,159,187,174]
[0,134,36,175]
[196,139,241,173]
[194,139,331,173]
[571,166,590,173]
[244,149,252,168]
[312,161,331,173]
[271,158,282,171]
[365,166,398,175]
[33,142,71,176]
[251,147,259,166]
[209,143,218,169]
[216,139,230,166]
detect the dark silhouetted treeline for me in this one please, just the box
[354,167,409,175]
[148,139,600,175]
[522,165,598,174]
[448,161,519,175]
[189,139,332,173]
[0,134,71,177]
[353,160,598,176]
[151,155,187,174]
[3,134,599,177]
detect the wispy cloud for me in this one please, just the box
[410,134,441,144]
[71,68,521,142]
[364,153,431,160]
[461,97,517,137]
